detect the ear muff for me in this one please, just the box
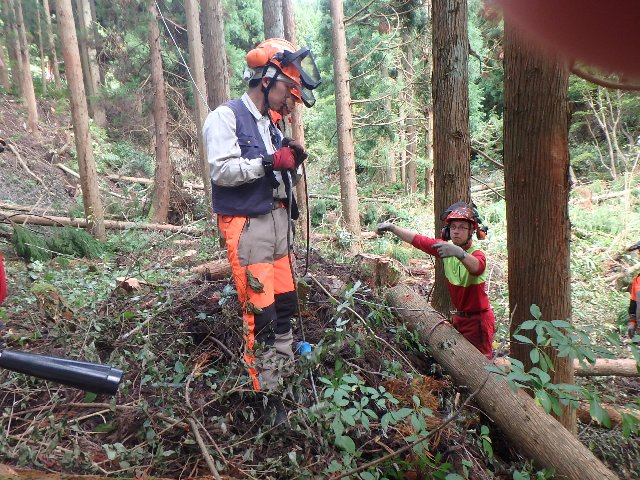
[441,225,451,241]
[246,48,270,69]
[476,225,488,240]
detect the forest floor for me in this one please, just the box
[0,93,639,479]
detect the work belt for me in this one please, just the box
[453,309,489,318]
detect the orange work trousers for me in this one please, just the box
[218,206,297,392]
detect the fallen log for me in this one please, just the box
[385,285,618,480]
[576,401,638,429]
[494,357,639,377]
[190,259,232,280]
[0,210,204,235]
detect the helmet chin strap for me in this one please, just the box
[261,67,280,114]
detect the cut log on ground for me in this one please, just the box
[0,210,204,235]
[191,260,232,280]
[385,285,618,480]
[494,357,639,377]
[576,401,638,429]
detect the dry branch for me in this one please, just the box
[385,285,618,480]
[0,210,204,234]
[55,163,125,199]
[7,143,45,187]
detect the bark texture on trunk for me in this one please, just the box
[56,0,105,239]
[504,20,575,433]
[15,0,40,133]
[2,0,24,94]
[0,37,11,90]
[184,0,213,230]
[42,0,62,89]
[329,0,362,250]
[201,0,230,110]
[385,285,618,480]
[431,0,470,315]
[262,0,284,38]
[148,0,172,224]
[282,0,308,242]
[75,0,105,127]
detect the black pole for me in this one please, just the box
[0,350,123,395]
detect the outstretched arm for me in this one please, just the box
[375,222,417,244]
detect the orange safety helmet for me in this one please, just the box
[440,202,488,240]
[246,38,303,86]
[245,38,321,107]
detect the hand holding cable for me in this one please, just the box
[282,137,308,168]
[264,146,297,171]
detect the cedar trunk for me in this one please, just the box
[184,0,214,229]
[503,21,575,433]
[386,285,618,480]
[148,0,172,224]
[402,32,417,193]
[55,0,105,239]
[36,4,47,95]
[14,0,40,134]
[262,0,284,38]
[431,0,470,315]
[0,36,11,90]
[75,0,105,127]
[42,0,62,89]
[283,0,308,242]
[201,0,230,110]
[2,0,24,94]
[329,0,362,250]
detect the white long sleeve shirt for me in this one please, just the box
[202,92,295,200]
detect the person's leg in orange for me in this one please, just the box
[218,208,297,393]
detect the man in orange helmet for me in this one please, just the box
[202,39,320,426]
[376,202,496,359]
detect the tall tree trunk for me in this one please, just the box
[329,0,361,251]
[2,0,23,94]
[503,22,575,433]
[55,0,105,240]
[403,33,417,194]
[201,0,230,110]
[262,0,284,38]
[431,0,470,315]
[42,0,62,89]
[75,0,105,127]
[0,38,11,91]
[14,0,40,134]
[36,3,47,95]
[184,0,214,230]
[283,0,308,243]
[148,0,172,224]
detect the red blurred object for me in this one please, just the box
[496,0,640,77]
[0,254,6,305]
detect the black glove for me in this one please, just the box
[628,318,637,339]
[375,222,395,235]
[282,137,307,167]
[434,242,466,259]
